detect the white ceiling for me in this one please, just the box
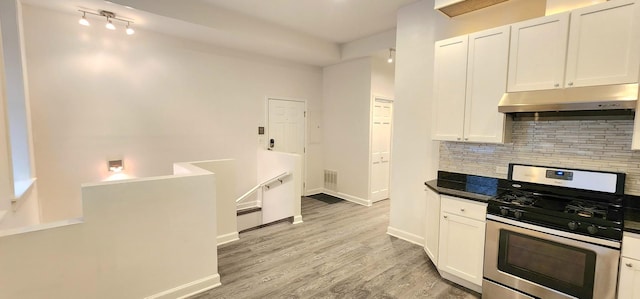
[200,0,419,44]
[20,0,417,66]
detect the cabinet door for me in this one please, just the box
[565,0,640,88]
[619,257,640,299]
[432,35,468,141]
[464,26,510,143]
[424,187,440,265]
[437,212,485,287]
[507,13,570,92]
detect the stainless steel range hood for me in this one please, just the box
[498,83,639,113]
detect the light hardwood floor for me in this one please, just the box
[192,197,481,299]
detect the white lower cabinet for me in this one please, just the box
[437,195,487,291]
[424,187,440,265]
[619,257,640,299]
[620,233,640,299]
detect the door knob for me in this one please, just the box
[627,263,633,268]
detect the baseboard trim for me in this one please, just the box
[217,232,239,246]
[292,215,303,224]
[386,226,425,246]
[237,201,259,210]
[322,189,371,207]
[305,188,323,196]
[145,273,221,299]
[439,271,482,293]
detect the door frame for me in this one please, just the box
[265,97,308,195]
[368,95,394,203]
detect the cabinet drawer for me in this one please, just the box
[623,232,640,260]
[441,195,487,221]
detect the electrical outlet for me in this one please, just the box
[496,166,508,175]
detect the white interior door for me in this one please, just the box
[371,99,392,202]
[267,98,305,188]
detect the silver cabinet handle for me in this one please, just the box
[456,138,461,141]
[443,215,448,219]
[554,83,559,87]
[460,208,465,212]
[627,263,633,268]
[464,138,468,141]
[568,82,574,86]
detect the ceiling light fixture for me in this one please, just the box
[105,17,116,30]
[79,11,90,26]
[125,22,135,35]
[387,48,396,64]
[78,9,136,36]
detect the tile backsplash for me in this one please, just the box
[439,119,640,195]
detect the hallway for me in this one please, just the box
[192,197,479,298]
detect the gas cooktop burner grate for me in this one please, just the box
[565,201,608,219]
[499,194,535,206]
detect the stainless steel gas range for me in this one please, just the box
[483,164,625,299]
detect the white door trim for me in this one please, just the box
[265,97,308,195]
[368,95,394,203]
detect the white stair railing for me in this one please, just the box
[235,171,290,204]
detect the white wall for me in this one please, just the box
[0,161,219,299]
[0,0,40,229]
[322,58,372,203]
[388,0,546,244]
[371,54,396,100]
[341,29,397,62]
[187,159,238,245]
[21,4,323,222]
[387,0,435,245]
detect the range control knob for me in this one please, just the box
[587,225,598,235]
[500,208,509,216]
[513,210,523,219]
[568,221,578,230]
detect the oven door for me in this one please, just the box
[483,216,620,299]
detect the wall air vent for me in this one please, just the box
[436,0,509,17]
[324,170,337,191]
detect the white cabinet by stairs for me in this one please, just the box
[424,186,440,265]
[432,25,511,143]
[508,0,640,92]
[620,233,640,299]
[437,195,487,291]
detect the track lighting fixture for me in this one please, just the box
[126,22,135,35]
[79,11,90,26]
[78,9,135,35]
[387,48,396,64]
[105,17,116,30]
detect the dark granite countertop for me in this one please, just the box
[425,171,507,203]
[625,195,640,233]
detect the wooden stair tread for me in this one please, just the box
[237,207,262,216]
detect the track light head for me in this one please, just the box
[126,22,135,35]
[79,12,90,26]
[105,18,116,30]
[387,48,395,64]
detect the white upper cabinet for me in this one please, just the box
[507,13,570,92]
[432,35,468,142]
[565,0,640,88]
[433,26,511,143]
[508,0,640,92]
[464,26,511,143]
